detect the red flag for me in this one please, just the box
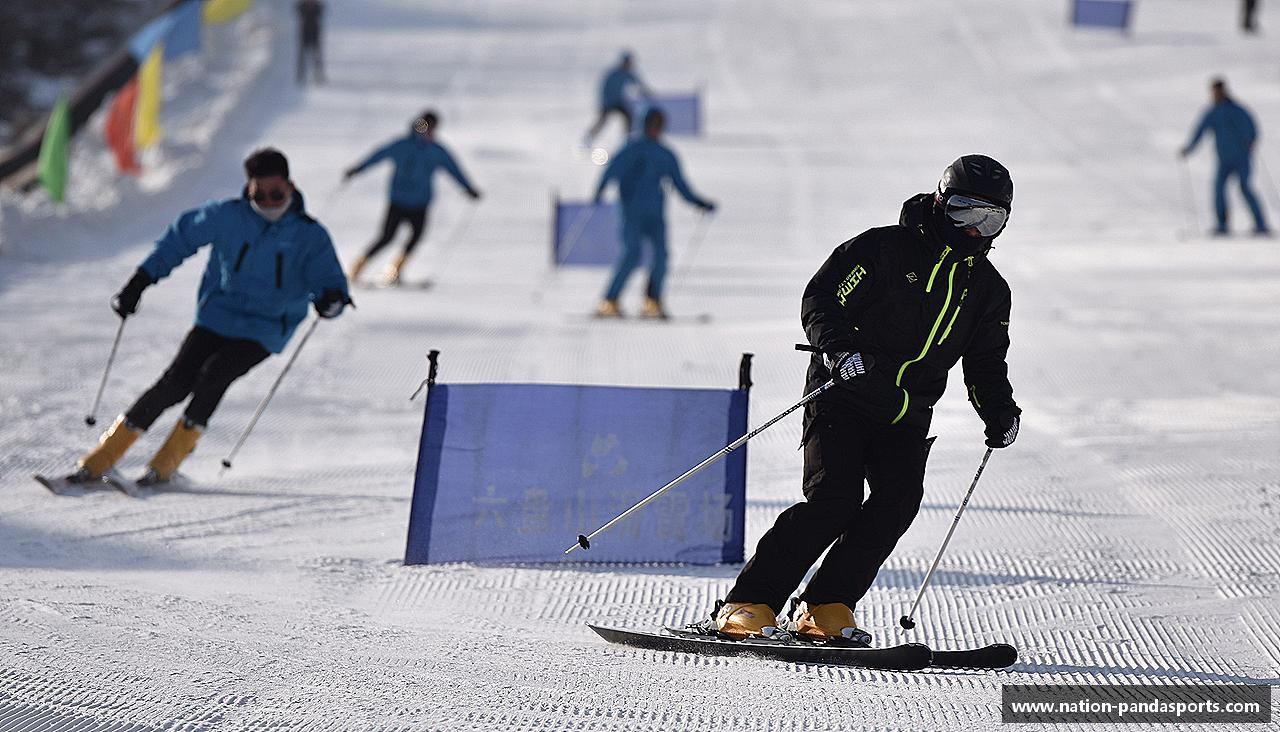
[105,77,141,175]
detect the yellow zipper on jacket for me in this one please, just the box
[892,249,959,424]
[937,288,968,345]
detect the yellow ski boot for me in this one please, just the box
[640,297,668,320]
[714,601,778,640]
[383,253,409,286]
[76,415,143,479]
[792,601,871,646]
[594,299,622,318]
[139,417,203,485]
[348,255,368,283]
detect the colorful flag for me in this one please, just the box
[203,0,253,24]
[36,94,71,203]
[135,45,164,150]
[164,1,203,60]
[105,78,141,175]
[128,14,176,62]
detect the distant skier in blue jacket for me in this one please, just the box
[344,110,481,285]
[593,108,715,319]
[1182,78,1270,235]
[64,148,350,487]
[585,51,652,146]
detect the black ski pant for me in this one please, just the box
[725,400,930,615]
[125,326,270,431]
[1243,0,1259,31]
[297,36,324,84]
[363,203,429,259]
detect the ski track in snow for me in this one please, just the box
[2,0,1279,730]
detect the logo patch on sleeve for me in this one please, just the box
[836,265,867,306]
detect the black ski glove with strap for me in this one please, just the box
[823,351,874,387]
[314,289,351,319]
[111,268,153,318]
[983,408,1020,448]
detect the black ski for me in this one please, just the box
[931,643,1018,670]
[33,473,127,496]
[588,624,932,671]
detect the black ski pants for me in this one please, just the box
[297,35,324,84]
[126,326,270,430]
[363,203,429,259]
[725,400,931,614]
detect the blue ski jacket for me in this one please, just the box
[1186,99,1258,164]
[601,66,642,109]
[594,137,709,220]
[139,190,349,354]
[350,128,476,209]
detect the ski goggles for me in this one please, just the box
[941,194,1008,237]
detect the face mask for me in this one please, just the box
[251,192,291,222]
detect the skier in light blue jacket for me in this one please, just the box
[64,148,350,487]
[593,108,715,319]
[345,110,481,284]
[1182,78,1270,235]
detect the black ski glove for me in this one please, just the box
[111,268,153,318]
[466,187,482,201]
[314,289,350,319]
[698,200,717,214]
[823,351,874,386]
[983,408,1020,448]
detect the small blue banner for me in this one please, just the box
[553,199,638,266]
[406,383,748,565]
[163,1,203,60]
[633,92,702,136]
[1071,0,1133,31]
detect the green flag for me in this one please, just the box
[37,94,71,203]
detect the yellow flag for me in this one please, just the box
[135,44,164,149]
[203,0,253,24]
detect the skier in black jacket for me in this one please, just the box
[714,155,1022,641]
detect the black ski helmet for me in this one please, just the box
[936,154,1013,211]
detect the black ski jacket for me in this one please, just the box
[802,194,1019,431]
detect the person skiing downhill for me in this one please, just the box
[592,107,715,319]
[1181,78,1270,236]
[295,0,325,85]
[61,148,350,487]
[712,155,1022,642]
[344,110,481,285]
[584,51,653,146]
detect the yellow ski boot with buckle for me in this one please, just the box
[714,601,778,640]
[140,417,203,485]
[792,601,871,646]
[77,415,143,479]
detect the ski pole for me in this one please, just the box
[428,202,478,280]
[565,379,837,555]
[899,447,993,630]
[557,203,598,265]
[85,317,127,427]
[667,212,713,299]
[219,317,320,473]
[1177,157,1202,239]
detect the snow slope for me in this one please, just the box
[2,0,1279,729]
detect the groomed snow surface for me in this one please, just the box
[2,1,1280,729]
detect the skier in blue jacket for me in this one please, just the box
[585,51,652,146]
[344,110,481,285]
[593,108,715,319]
[1181,78,1270,235]
[64,148,350,487]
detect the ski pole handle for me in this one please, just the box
[219,318,320,473]
[565,379,836,555]
[85,317,127,427]
[899,447,993,630]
